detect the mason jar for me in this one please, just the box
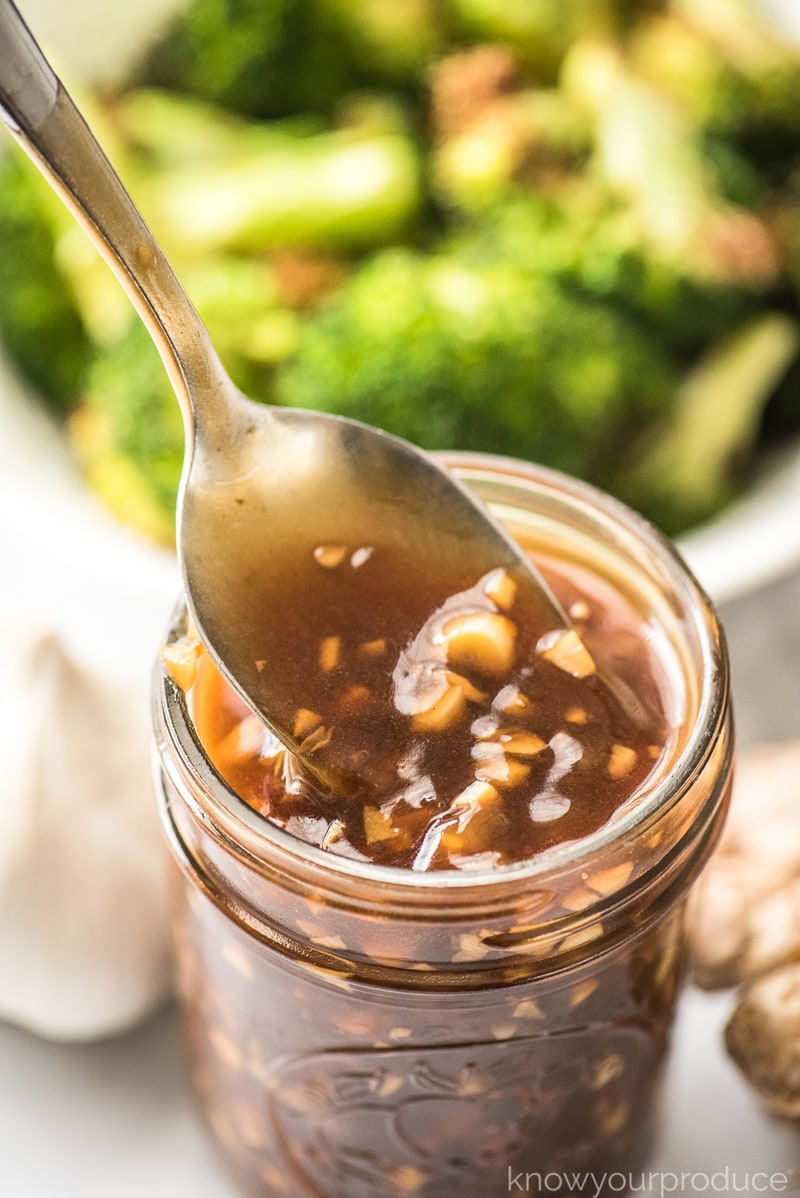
[152,453,732,1198]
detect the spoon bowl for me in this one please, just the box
[0,0,576,792]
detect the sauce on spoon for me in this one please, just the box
[166,513,671,871]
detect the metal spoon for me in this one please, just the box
[0,0,579,794]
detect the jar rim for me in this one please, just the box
[156,452,728,898]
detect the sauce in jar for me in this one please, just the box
[176,543,677,872]
[154,456,731,1198]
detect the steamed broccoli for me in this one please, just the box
[180,254,301,395]
[67,250,306,543]
[632,5,800,182]
[458,197,769,356]
[115,89,423,255]
[273,216,799,532]
[68,213,681,541]
[562,37,784,292]
[431,31,784,307]
[272,191,799,533]
[614,313,799,533]
[445,0,620,82]
[429,39,784,360]
[274,230,678,482]
[67,190,791,541]
[0,153,91,410]
[69,321,183,545]
[429,47,592,212]
[137,0,357,120]
[326,0,446,85]
[6,0,800,548]
[138,0,451,117]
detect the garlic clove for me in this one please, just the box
[0,622,170,1041]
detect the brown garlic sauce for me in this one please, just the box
[169,526,676,872]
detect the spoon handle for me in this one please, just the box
[0,0,229,438]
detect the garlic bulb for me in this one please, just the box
[0,622,171,1040]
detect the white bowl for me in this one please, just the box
[678,441,800,604]
[8,0,800,613]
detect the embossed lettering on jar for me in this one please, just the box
[153,454,733,1198]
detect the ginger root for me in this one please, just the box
[688,742,800,1116]
[725,963,800,1120]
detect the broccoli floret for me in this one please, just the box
[274,224,800,533]
[138,0,449,115]
[562,38,785,293]
[326,0,446,85]
[700,136,767,209]
[439,1,668,80]
[445,0,620,82]
[631,14,754,136]
[274,235,678,482]
[613,313,799,533]
[430,41,782,352]
[115,90,423,254]
[137,0,357,120]
[69,321,183,545]
[182,254,301,397]
[68,254,305,541]
[9,0,799,552]
[450,197,764,356]
[146,133,422,255]
[429,47,591,211]
[632,8,800,183]
[0,152,91,412]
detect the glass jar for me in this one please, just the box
[152,453,732,1198]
